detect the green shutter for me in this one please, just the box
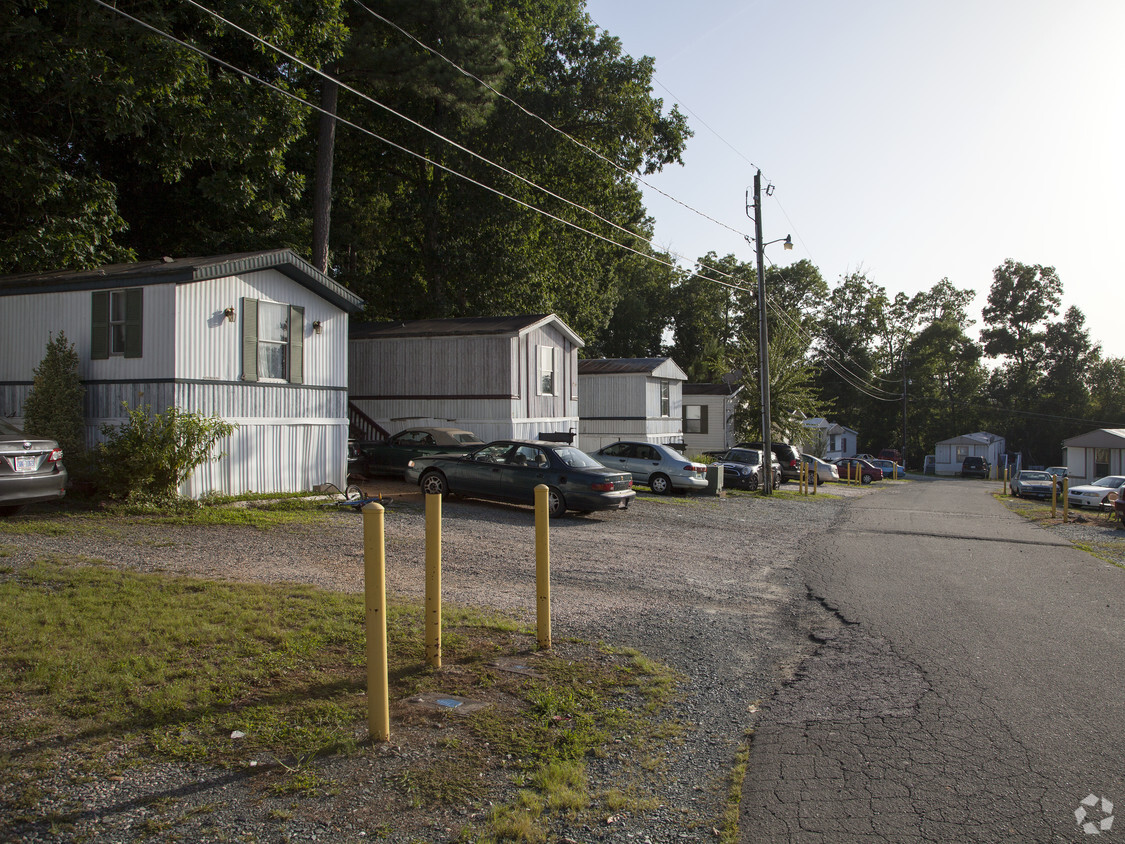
[288,305,304,384]
[124,288,143,358]
[700,404,709,435]
[241,297,258,382]
[91,291,109,360]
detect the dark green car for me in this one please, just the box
[404,440,635,517]
[351,427,484,479]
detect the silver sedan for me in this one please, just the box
[590,441,708,495]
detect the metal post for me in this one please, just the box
[534,485,551,650]
[753,169,772,495]
[363,503,389,742]
[1063,477,1069,523]
[425,493,442,668]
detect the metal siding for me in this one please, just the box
[349,335,510,397]
[176,270,347,388]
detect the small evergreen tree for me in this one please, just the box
[23,332,86,463]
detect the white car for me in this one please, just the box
[800,454,840,484]
[1067,475,1125,510]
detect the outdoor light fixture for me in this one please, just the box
[223,306,236,323]
[783,235,794,250]
[312,320,323,334]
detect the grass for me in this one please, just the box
[0,557,682,842]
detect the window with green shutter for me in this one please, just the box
[91,288,142,360]
[241,297,304,384]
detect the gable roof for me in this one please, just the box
[351,314,584,347]
[0,249,365,313]
[578,357,687,380]
[936,431,1004,446]
[1063,428,1125,448]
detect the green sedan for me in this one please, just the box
[351,427,484,478]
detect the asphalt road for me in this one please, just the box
[739,478,1125,842]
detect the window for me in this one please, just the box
[684,405,707,434]
[538,345,556,396]
[91,288,143,359]
[241,297,304,384]
[956,446,969,462]
[660,382,670,417]
[1095,448,1110,478]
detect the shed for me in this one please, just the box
[1061,429,1125,482]
[934,431,1006,477]
[577,358,687,451]
[681,382,744,455]
[0,250,364,497]
[800,417,859,461]
[348,314,583,444]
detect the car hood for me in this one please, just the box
[1068,484,1117,495]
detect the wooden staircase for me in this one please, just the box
[348,401,391,441]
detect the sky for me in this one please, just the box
[582,0,1125,358]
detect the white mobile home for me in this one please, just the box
[348,315,583,443]
[934,431,1006,477]
[681,382,743,454]
[800,418,859,461]
[577,358,687,451]
[0,250,363,497]
[1062,428,1125,482]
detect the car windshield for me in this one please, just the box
[728,449,760,464]
[1020,472,1051,481]
[1093,476,1125,488]
[554,447,603,469]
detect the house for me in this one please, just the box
[681,382,744,455]
[934,431,1006,477]
[348,314,583,444]
[0,249,364,498]
[1061,429,1125,482]
[577,358,687,451]
[800,418,859,462]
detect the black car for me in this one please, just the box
[735,441,802,484]
[404,439,634,517]
[711,448,779,491]
[961,456,991,479]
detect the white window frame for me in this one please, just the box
[684,404,703,434]
[257,301,291,382]
[660,381,670,417]
[537,344,557,396]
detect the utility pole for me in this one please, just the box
[901,350,908,468]
[753,170,773,494]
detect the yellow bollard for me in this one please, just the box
[1063,477,1069,524]
[813,464,818,494]
[363,502,390,742]
[534,485,551,650]
[425,492,442,668]
[1051,475,1058,519]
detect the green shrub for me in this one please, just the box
[22,332,86,466]
[93,404,236,500]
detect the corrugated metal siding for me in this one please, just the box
[176,270,348,387]
[0,286,175,382]
[349,335,512,397]
[681,395,732,454]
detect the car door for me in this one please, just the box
[596,442,639,480]
[451,443,512,497]
[500,444,553,504]
[628,444,663,484]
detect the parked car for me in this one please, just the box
[1067,475,1125,510]
[1009,470,1058,499]
[870,458,905,479]
[800,454,840,484]
[0,418,68,516]
[351,427,485,478]
[960,456,991,479]
[405,439,634,517]
[711,448,779,491]
[589,441,707,495]
[734,441,801,484]
[1045,466,1069,482]
[835,457,883,484]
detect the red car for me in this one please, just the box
[834,457,884,484]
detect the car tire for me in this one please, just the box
[547,486,566,518]
[861,473,873,485]
[747,473,759,492]
[419,470,448,497]
[0,504,25,518]
[649,473,672,495]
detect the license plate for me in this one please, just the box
[14,455,38,473]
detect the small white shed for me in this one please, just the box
[1062,429,1125,482]
[0,250,364,497]
[681,382,743,455]
[577,358,687,451]
[934,431,1006,477]
[348,314,584,444]
[800,418,859,461]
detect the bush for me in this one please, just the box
[22,332,86,466]
[94,404,236,501]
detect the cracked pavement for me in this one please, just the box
[740,479,1125,842]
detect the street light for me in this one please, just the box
[745,169,793,495]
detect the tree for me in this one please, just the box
[22,332,86,465]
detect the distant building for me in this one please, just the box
[800,417,858,461]
[934,431,1006,477]
[681,382,744,455]
[1061,429,1125,482]
[577,358,687,451]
